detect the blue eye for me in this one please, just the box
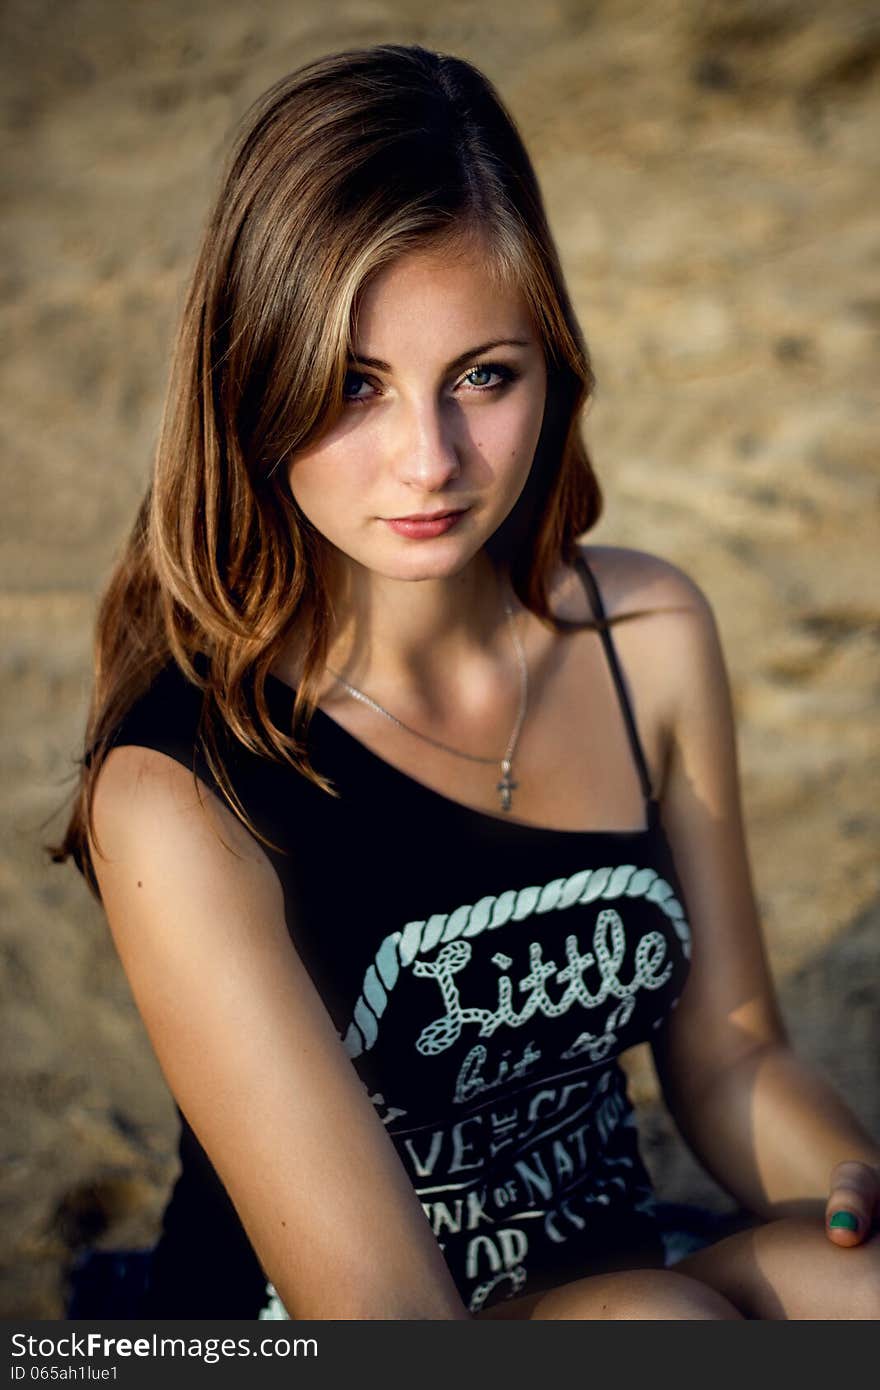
[340,360,519,406]
[462,362,518,392]
[341,370,371,403]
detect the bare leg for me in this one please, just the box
[474,1267,743,1320]
[673,1215,880,1320]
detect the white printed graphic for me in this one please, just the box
[410,1068,648,1314]
[328,862,690,1317]
[412,911,672,1058]
[454,1039,543,1104]
[367,1090,408,1125]
[342,863,690,1060]
[258,1282,288,1320]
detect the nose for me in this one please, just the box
[392,398,463,493]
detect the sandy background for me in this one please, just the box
[2,0,877,1317]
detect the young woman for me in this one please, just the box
[51,43,879,1320]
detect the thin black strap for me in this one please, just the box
[574,552,659,822]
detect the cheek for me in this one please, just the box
[287,445,363,512]
[486,390,545,470]
[286,462,341,535]
[286,459,319,513]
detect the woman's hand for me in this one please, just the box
[826,1161,880,1247]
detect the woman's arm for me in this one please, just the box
[90,744,471,1319]
[645,568,880,1231]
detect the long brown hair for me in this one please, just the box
[47,42,603,899]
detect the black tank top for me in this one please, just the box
[90,553,692,1317]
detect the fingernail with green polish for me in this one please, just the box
[829,1210,859,1232]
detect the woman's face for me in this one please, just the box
[286,238,548,585]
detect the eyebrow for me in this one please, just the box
[347,338,533,374]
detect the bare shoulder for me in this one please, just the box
[547,544,722,758]
[561,542,712,624]
[89,742,283,899]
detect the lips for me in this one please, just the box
[388,509,464,521]
[383,509,468,538]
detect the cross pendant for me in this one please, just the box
[497,759,518,813]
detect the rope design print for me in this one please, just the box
[342,864,690,1060]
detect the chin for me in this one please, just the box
[378,553,478,583]
[364,535,488,583]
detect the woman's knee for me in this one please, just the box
[602,1269,743,1320]
[751,1217,880,1320]
[531,1267,743,1320]
[675,1215,880,1320]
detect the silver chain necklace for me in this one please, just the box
[325,589,528,813]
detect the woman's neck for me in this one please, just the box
[278,551,520,718]
[329,552,515,708]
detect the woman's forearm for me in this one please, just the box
[666,1042,880,1220]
